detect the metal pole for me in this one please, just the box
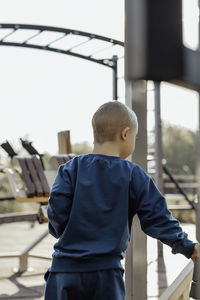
[190,7,200,299]
[112,55,118,100]
[125,80,148,300]
[154,81,169,295]
[154,81,164,194]
[154,81,164,257]
[195,0,200,243]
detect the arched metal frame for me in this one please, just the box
[0,23,124,99]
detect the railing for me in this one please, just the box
[159,260,193,300]
[159,245,200,300]
[0,228,50,272]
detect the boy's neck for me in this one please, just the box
[92,142,120,157]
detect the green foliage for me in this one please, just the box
[42,152,54,170]
[72,141,92,155]
[162,123,196,174]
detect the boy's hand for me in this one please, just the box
[191,244,200,263]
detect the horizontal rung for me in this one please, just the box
[168,205,193,210]
[0,252,20,258]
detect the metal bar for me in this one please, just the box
[162,165,195,209]
[20,229,48,255]
[195,0,200,245]
[67,37,91,51]
[0,252,20,258]
[190,244,200,299]
[0,41,114,68]
[0,29,16,42]
[46,33,67,47]
[0,229,49,272]
[88,44,114,58]
[154,81,164,193]
[112,55,118,100]
[22,30,42,44]
[159,260,193,300]
[0,23,124,46]
[29,254,51,260]
[154,81,166,292]
[19,253,28,272]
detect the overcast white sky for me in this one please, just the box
[0,0,199,157]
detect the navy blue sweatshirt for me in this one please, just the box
[47,154,195,272]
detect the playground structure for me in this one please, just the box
[0,132,76,272]
[1,1,200,298]
[0,23,124,101]
[125,1,200,299]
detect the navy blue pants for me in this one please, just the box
[44,269,125,300]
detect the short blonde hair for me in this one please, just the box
[92,101,138,144]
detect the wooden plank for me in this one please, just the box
[16,196,48,203]
[32,156,50,196]
[168,205,192,211]
[14,157,35,197]
[25,157,43,196]
[0,212,37,224]
[164,182,199,188]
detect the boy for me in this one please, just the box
[44,101,198,300]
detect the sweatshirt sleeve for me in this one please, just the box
[130,165,195,259]
[47,162,74,239]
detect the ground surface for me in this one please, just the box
[0,221,196,300]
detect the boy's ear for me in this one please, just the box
[121,127,130,140]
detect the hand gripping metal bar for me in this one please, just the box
[190,244,200,299]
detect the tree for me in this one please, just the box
[72,141,92,155]
[162,123,196,174]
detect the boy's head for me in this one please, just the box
[92,101,138,159]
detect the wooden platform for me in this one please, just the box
[0,221,196,299]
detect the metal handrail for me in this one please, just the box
[190,244,200,299]
[159,260,193,300]
[0,228,50,272]
[159,244,200,300]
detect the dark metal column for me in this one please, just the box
[112,55,118,100]
[125,80,148,300]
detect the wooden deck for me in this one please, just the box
[0,221,196,299]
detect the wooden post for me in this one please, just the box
[57,130,72,154]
